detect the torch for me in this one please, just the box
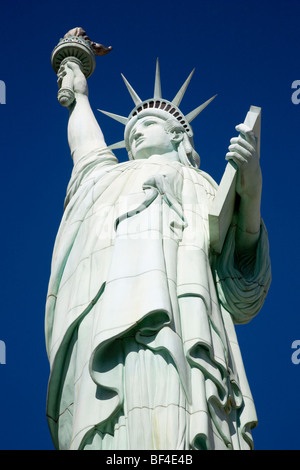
[51,28,112,107]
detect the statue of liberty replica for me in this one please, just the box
[45,28,271,450]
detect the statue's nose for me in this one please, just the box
[134,131,143,140]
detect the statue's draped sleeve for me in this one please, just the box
[213,221,271,324]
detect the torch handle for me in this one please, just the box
[57,58,83,107]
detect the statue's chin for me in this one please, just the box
[131,148,152,160]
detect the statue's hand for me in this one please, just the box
[226,123,262,201]
[57,61,88,98]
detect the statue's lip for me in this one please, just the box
[135,137,145,146]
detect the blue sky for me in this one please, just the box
[0,0,299,450]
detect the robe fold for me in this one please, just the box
[45,147,271,450]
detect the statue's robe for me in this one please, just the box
[45,148,271,450]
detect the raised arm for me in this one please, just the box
[57,61,107,166]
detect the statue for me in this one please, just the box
[45,28,271,450]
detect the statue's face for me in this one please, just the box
[129,116,174,160]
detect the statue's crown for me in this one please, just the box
[98,59,216,151]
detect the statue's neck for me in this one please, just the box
[147,150,179,163]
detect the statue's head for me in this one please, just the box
[126,114,200,167]
[98,60,216,168]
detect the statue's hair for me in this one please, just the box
[164,118,200,168]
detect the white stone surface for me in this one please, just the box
[45,56,271,451]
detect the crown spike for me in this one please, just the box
[185,94,217,123]
[121,74,142,105]
[154,58,162,99]
[108,140,126,150]
[172,69,195,107]
[98,109,128,125]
